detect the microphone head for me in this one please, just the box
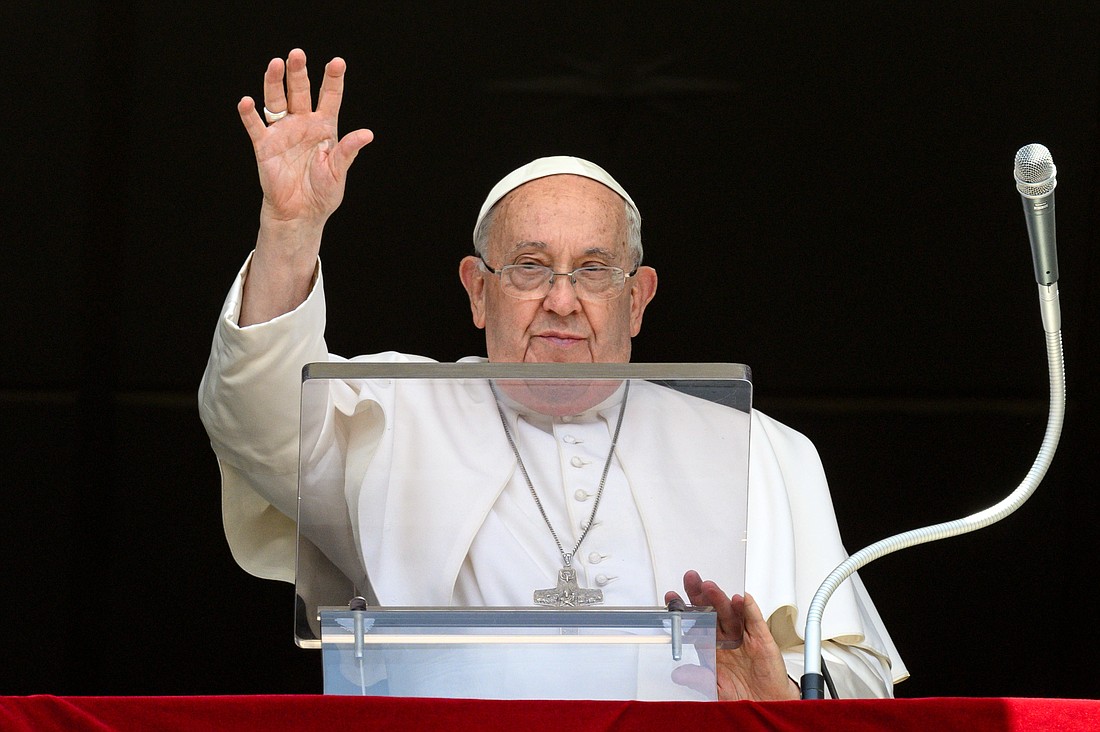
[1014,143,1057,198]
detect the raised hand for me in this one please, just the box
[239,48,374,227]
[236,49,374,325]
[665,570,799,701]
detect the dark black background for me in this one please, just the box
[2,3,1097,698]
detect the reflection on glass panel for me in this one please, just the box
[295,363,750,700]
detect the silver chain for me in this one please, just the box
[491,380,630,567]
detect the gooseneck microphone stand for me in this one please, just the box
[800,144,1066,699]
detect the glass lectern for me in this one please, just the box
[296,362,751,700]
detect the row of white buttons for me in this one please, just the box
[558,423,617,590]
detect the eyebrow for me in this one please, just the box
[504,241,621,261]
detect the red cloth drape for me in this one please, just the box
[3,695,1100,732]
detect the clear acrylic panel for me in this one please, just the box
[295,363,751,699]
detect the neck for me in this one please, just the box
[493,378,623,417]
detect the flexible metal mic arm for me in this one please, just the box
[800,325,1065,698]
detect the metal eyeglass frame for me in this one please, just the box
[478,256,638,302]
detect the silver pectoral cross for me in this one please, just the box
[533,566,603,607]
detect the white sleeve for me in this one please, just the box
[748,410,908,695]
[198,252,329,582]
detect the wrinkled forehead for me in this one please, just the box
[473,156,638,243]
[489,176,629,263]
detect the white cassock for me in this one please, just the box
[200,254,908,698]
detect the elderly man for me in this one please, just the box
[200,49,906,700]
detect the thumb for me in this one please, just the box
[332,128,375,176]
[741,592,772,641]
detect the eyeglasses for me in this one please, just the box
[479,257,637,302]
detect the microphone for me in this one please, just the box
[1014,144,1060,333]
[1014,143,1058,285]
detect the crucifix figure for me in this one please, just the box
[534,566,603,607]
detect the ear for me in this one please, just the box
[628,266,658,336]
[459,256,487,329]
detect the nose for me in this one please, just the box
[541,272,582,315]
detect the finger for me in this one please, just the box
[237,96,266,146]
[682,570,704,604]
[680,571,746,643]
[316,57,348,119]
[706,587,741,639]
[262,57,287,115]
[331,128,375,177]
[692,578,741,638]
[683,571,727,611]
[285,48,312,114]
[740,593,770,641]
